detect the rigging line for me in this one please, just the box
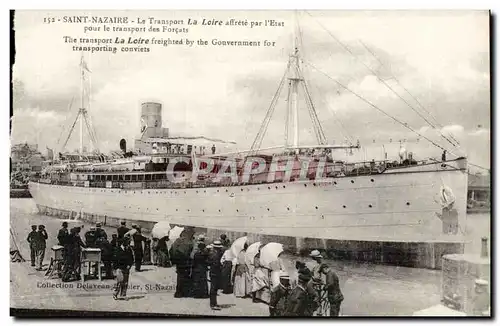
[304,67,355,144]
[56,96,75,146]
[62,110,81,151]
[358,40,461,147]
[298,81,322,145]
[250,62,291,152]
[468,162,490,171]
[297,65,328,144]
[305,11,457,149]
[83,112,98,151]
[303,60,447,151]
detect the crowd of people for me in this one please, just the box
[26,222,344,315]
[168,231,344,316]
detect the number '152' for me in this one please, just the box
[44,17,55,24]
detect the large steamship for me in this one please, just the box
[29,13,469,244]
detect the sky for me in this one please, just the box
[11,10,490,171]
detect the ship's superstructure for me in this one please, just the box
[28,12,469,245]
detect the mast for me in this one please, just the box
[288,11,302,153]
[80,54,85,154]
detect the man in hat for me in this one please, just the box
[285,272,312,316]
[26,225,38,267]
[85,227,97,248]
[117,222,130,239]
[220,234,230,249]
[269,271,291,316]
[57,222,69,246]
[132,227,148,272]
[190,234,206,260]
[208,240,224,310]
[34,225,48,271]
[309,250,324,282]
[113,237,134,300]
[319,263,344,316]
[95,223,108,242]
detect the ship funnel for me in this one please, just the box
[120,139,127,153]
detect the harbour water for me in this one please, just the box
[10,198,490,316]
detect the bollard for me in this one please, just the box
[481,237,488,258]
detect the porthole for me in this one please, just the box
[268,187,271,190]
[406,202,410,206]
[204,190,206,193]
[196,190,199,193]
[370,179,374,182]
[218,209,221,212]
[343,205,346,208]
[315,206,318,209]
[287,207,290,211]
[333,181,337,185]
[241,189,244,191]
[202,209,205,212]
[313,183,316,186]
[304,184,307,187]
[236,209,239,212]
[176,209,178,212]
[275,186,278,189]
[187,209,190,212]
[217,190,220,192]
[368,204,372,208]
[226,189,228,192]
[351,180,354,183]
[267,208,270,211]
[283,185,286,188]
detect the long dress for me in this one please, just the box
[157,237,171,267]
[252,254,271,303]
[220,249,234,294]
[233,250,250,297]
[191,249,209,298]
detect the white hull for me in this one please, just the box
[29,159,468,242]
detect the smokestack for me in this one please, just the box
[481,237,488,258]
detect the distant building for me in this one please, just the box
[467,173,490,212]
[11,143,44,172]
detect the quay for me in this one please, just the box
[10,198,476,316]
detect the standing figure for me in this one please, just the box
[34,225,48,271]
[152,237,159,265]
[309,250,323,282]
[319,263,344,316]
[211,144,216,155]
[157,236,172,267]
[100,238,114,279]
[26,225,37,267]
[233,243,250,298]
[170,230,194,298]
[143,238,152,265]
[285,272,312,316]
[220,248,234,294]
[208,240,224,310]
[62,227,86,282]
[132,227,147,272]
[269,271,291,317]
[95,223,107,242]
[220,234,230,249]
[252,252,270,303]
[85,227,97,248]
[57,222,69,246]
[117,222,130,239]
[113,237,134,300]
[110,234,118,248]
[191,243,209,299]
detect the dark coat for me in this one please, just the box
[285,285,309,316]
[27,230,37,248]
[132,233,147,251]
[113,245,134,270]
[269,284,290,316]
[324,270,344,302]
[57,228,69,246]
[33,230,48,250]
[95,228,108,242]
[85,231,97,248]
[170,237,194,269]
[117,226,130,239]
[191,249,209,298]
[207,247,223,287]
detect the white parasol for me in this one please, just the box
[168,226,185,243]
[245,241,261,266]
[124,228,137,238]
[230,236,248,258]
[151,221,171,239]
[260,242,284,270]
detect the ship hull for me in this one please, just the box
[28,158,468,243]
